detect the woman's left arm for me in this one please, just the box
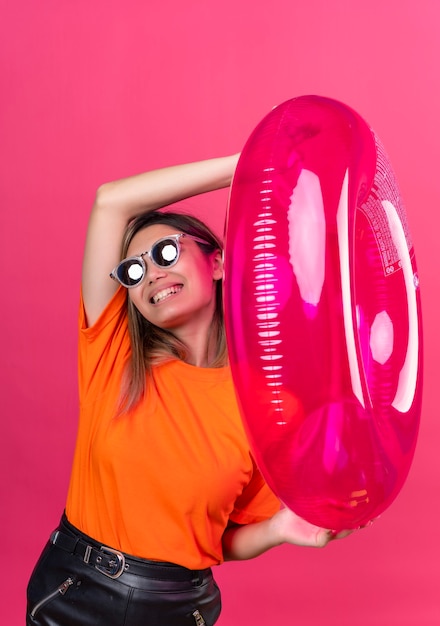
[222,507,351,561]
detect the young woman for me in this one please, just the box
[27,155,348,626]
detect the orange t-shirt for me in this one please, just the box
[65,287,280,569]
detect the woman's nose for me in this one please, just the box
[146,263,167,284]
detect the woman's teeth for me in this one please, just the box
[152,285,182,304]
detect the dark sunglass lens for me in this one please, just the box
[152,239,179,266]
[117,259,144,286]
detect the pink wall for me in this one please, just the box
[1,1,439,624]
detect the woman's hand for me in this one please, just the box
[222,505,352,562]
[269,506,352,549]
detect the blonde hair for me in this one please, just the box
[119,210,226,412]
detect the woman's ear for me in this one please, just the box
[212,249,224,280]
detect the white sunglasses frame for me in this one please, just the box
[110,233,211,288]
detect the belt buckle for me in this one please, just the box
[95,546,126,579]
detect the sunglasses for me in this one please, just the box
[110,233,211,288]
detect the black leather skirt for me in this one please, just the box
[26,513,221,626]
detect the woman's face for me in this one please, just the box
[126,224,223,335]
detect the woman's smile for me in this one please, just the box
[149,283,183,305]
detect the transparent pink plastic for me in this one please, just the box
[224,96,423,530]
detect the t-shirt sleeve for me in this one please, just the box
[78,287,130,406]
[229,456,281,525]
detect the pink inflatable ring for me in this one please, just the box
[224,95,423,530]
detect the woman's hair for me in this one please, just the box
[119,210,226,413]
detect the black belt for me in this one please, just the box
[51,529,209,583]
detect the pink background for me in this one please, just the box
[1,1,439,624]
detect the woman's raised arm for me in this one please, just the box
[82,154,239,327]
